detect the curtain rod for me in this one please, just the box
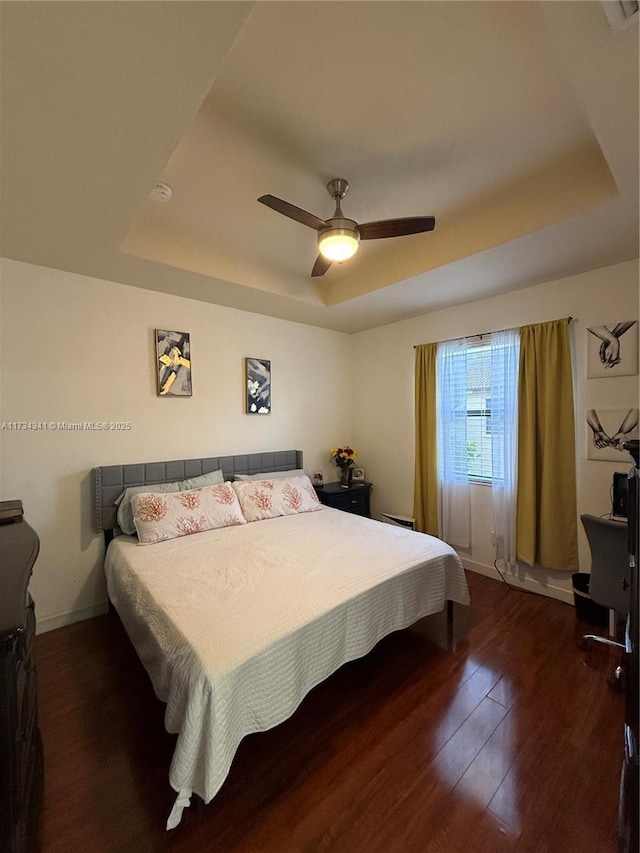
[413,316,573,348]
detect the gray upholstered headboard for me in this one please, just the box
[93,449,303,535]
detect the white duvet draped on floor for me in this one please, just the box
[104,507,469,828]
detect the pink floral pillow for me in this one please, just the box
[232,475,323,522]
[131,483,246,545]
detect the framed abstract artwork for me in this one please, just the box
[245,357,271,414]
[156,330,192,397]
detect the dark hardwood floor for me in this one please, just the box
[34,571,625,852]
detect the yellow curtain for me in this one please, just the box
[516,319,578,570]
[413,343,439,536]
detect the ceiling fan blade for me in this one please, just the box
[311,255,332,277]
[258,194,328,231]
[359,216,436,241]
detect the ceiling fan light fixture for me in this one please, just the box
[318,228,360,261]
[258,178,436,277]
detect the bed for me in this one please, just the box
[93,450,470,829]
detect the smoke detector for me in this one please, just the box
[150,183,172,203]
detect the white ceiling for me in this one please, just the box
[1,1,638,333]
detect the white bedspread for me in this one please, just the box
[104,508,469,827]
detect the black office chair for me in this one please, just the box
[580,514,630,687]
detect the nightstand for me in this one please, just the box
[314,481,372,518]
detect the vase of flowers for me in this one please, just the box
[330,446,358,487]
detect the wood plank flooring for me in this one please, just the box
[33,572,625,852]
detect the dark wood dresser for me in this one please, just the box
[315,481,372,518]
[0,506,43,853]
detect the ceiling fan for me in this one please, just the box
[258,178,436,277]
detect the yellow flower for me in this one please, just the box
[329,445,358,468]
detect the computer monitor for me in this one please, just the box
[613,471,629,519]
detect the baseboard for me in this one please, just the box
[461,557,575,606]
[36,601,109,635]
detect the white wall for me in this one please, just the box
[0,259,353,631]
[351,259,639,603]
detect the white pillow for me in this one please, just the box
[232,475,322,522]
[131,482,245,545]
[115,469,224,535]
[234,468,306,482]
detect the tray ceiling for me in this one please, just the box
[1,2,637,332]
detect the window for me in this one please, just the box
[466,343,493,481]
[434,329,519,552]
[440,339,510,482]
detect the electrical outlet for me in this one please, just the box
[490,530,496,545]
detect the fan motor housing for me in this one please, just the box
[320,217,360,239]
